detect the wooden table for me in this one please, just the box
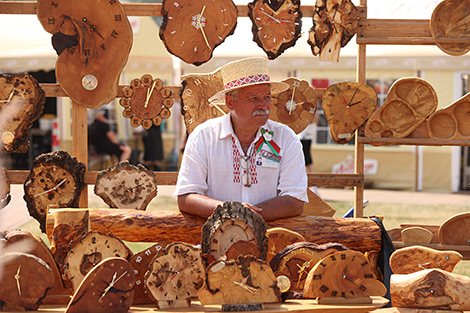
[13,298,389,313]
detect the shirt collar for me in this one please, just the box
[219,112,269,143]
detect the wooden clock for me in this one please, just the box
[303,250,387,300]
[63,231,133,291]
[94,161,158,211]
[0,252,55,311]
[23,150,87,233]
[266,227,305,262]
[129,241,171,304]
[0,73,45,153]
[144,242,206,308]
[247,0,302,59]
[198,255,281,306]
[65,257,135,313]
[270,77,318,134]
[308,0,358,62]
[36,0,133,109]
[322,81,377,144]
[120,74,173,129]
[201,201,268,262]
[270,242,349,293]
[0,166,10,209]
[159,0,238,66]
[180,70,228,135]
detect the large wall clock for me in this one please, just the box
[159,0,238,66]
[247,0,302,59]
[36,0,133,109]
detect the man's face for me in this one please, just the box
[227,84,272,128]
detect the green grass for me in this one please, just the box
[18,196,470,277]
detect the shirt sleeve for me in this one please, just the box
[277,128,309,203]
[173,128,209,197]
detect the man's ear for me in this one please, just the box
[225,94,235,110]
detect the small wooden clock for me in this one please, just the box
[201,201,268,262]
[248,0,302,59]
[303,250,387,300]
[0,73,45,153]
[159,0,238,66]
[23,150,86,233]
[94,161,158,211]
[36,0,133,109]
[120,74,173,129]
[144,242,206,308]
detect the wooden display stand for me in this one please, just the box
[2,0,470,312]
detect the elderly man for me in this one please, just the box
[174,57,308,221]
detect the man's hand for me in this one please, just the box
[241,202,263,218]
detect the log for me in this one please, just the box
[46,209,381,253]
[390,268,470,310]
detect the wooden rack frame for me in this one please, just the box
[2,0,468,218]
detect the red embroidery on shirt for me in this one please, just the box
[232,137,258,185]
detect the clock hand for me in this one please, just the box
[0,90,13,103]
[170,258,196,280]
[288,86,297,115]
[347,88,359,107]
[233,276,258,294]
[15,265,21,295]
[99,271,128,302]
[260,10,281,23]
[82,17,104,40]
[144,80,157,108]
[349,100,361,107]
[331,6,339,33]
[196,6,211,49]
[34,179,67,197]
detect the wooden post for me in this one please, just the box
[72,101,88,207]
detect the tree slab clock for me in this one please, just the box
[159,0,238,66]
[247,0,302,60]
[0,73,45,153]
[308,0,358,62]
[36,0,133,109]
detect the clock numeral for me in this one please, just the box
[91,237,96,244]
[319,262,326,267]
[359,285,367,291]
[135,279,141,285]
[48,17,55,25]
[135,256,143,263]
[100,44,106,50]
[51,1,58,8]
[361,261,368,267]
[351,255,356,262]
[83,49,91,57]
[319,285,329,293]
[340,253,346,260]
[341,292,346,297]
[111,30,119,38]
[313,274,321,280]
[330,255,336,261]
[350,290,356,296]
[109,0,117,4]
[364,273,373,279]
[331,291,337,296]
[145,249,152,256]
[115,14,122,22]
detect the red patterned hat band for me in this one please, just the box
[224,74,271,90]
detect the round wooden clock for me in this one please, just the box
[23,150,87,233]
[63,231,133,291]
[0,252,55,311]
[322,81,377,144]
[120,74,174,129]
[159,0,238,66]
[144,242,206,308]
[94,161,158,211]
[269,242,349,293]
[0,73,45,153]
[129,241,171,304]
[65,257,135,313]
[303,250,387,299]
[247,0,302,59]
[0,166,11,209]
[36,0,133,109]
[201,201,268,262]
[270,77,318,134]
[266,227,305,262]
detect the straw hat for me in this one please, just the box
[208,57,289,105]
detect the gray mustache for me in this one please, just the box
[252,109,270,116]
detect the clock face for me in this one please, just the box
[66,257,135,313]
[144,242,205,303]
[303,250,387,298]
[159,0,238,66]
[94,161,158,211]
[120,74,173,129]
[63,231,133,291]
[36,0,133,109]
[322,81,377,144]
[0,73,45,153]
[248,0,302,59]
[23,150,86,233]
[270,78,318,134]
[0,252,55,311]
[270,242,349,293]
